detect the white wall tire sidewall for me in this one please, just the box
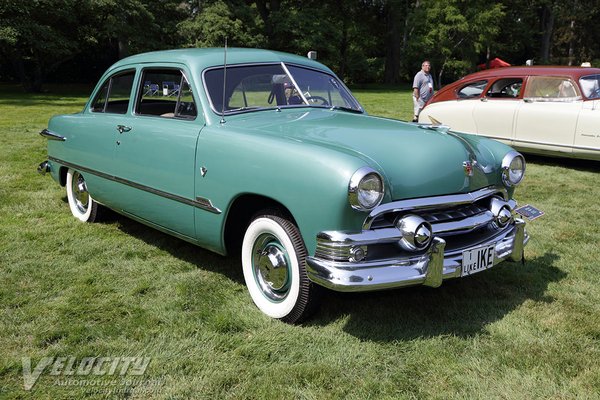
[66,169,93,222]
[242,217,300,319]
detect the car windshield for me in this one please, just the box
[203,63,363,114]
[579,75,600,99]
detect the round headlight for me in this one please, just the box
[348,167,384,211]
[501,151,526,187]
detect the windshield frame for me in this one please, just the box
[201,62,364,116]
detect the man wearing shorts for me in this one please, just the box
[412,61,434,122]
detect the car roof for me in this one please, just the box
[460,66,600,81]
[109,47,332,74]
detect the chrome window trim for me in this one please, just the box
[363,186,507,229]
[202,62,282,117]
[89,68,137,114]
[280,62,309,105]
[133,66,198,121]
[48,156,221,214]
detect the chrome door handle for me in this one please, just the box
[117,125,132,134]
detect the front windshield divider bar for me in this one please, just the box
[280,62,309,105]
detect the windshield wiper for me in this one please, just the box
[329,105,364,114]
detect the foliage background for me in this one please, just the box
[1,0,600,92]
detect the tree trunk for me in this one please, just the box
[539,4,554,64]
[383,2,402,84]
[254,0,280,48]
[118,38,129,59]
[338,1,348,79]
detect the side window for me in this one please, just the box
[580,75,600,99]
[90,70,135,114]
[136,69,197,119]
[523,76,581,100]
[486,78,523,99]
[457,80,487,98]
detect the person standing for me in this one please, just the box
[412,61,434,122]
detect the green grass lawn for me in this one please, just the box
[1,83,599,399]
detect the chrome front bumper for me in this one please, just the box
[306,218,528,292]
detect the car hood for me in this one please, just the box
[224,108,504,200]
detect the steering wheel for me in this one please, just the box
[305,95,329,106]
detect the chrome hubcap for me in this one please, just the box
[252,233,291,302]
[71,172,89,214]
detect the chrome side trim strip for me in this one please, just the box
[48,156,222,214]
[363,187,506,229]
[512,137,600,152]
[40,129,66,141]
[471,132,599,152]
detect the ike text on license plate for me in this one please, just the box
[461,243,496,277]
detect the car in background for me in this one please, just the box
[418,67,600,161]
[39,48,530,323]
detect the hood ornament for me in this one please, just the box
[463,161,474,177]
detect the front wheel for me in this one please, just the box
[241,212,320,323]
[66,168,100,222]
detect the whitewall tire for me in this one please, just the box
[241,212,320,323]
[66,168,99,222]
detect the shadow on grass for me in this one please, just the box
[61,201,246,284]
[308,252,565,341]
[64,199,565,338]
[526,154,599,173]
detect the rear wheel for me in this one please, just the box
[66,169,99,222]
[241,211,320,323]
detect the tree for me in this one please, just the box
[405,0,504,86]
[178,0,266,48]
[0,0,88,91]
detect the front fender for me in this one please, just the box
[194,126,374,255]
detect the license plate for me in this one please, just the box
[515,204,544,220]
[461,243,496,277]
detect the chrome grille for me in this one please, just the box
[421,204,489,224]
[314,188,511,262]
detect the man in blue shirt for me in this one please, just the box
[412,61,434,122]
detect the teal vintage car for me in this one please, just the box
[38,48,529,323]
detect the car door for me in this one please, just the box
[111,66,202,239]
[471,77,524,145]
[514,75,581,155]
[419,79,486,133]
[60,69,137,207]
[574,75,600,160]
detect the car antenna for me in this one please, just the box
[220,37,228,124]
